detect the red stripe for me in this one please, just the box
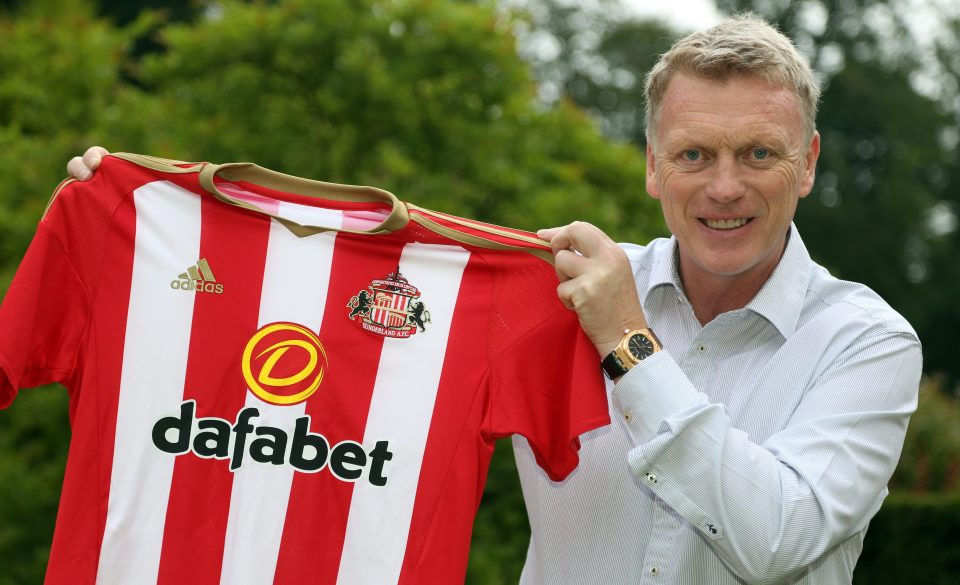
[271,234,405,583]
[155,196,273,584]
[43,161,149,584]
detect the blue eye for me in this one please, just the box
[684,150,701,161]
[752,148,769,160]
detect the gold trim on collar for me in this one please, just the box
[112,152,204,173]
[198,161,409,237]
[46,152,201,218]
[409,204,548,248]
[410,208,555,264]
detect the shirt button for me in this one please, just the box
[650,567,659,576]
[646,473,658,484]
[624,410,633,422]
[697,344,706,353]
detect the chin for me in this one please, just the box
[697,253,762,279]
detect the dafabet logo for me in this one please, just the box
[242,322,328,405]
[149,322,393,484]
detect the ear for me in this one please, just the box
[646,141,661,200]
[798,131,820,198]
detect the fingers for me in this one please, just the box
[544,222,647,354]
[556,270,597,311]
[67,157,92,181]
[539,222,617,285]
[66,146,109,181]
[553,247,589,282]
[546,222,614,257]
[536,227,556,242]
[83,145,109,169]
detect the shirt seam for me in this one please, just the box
[33,222,94,383]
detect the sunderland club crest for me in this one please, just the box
[347,268,430,338]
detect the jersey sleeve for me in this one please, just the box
[488,303,610,482]
[0,161,130,408]
[0,221,89,408]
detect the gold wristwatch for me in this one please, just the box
[601,328,662,379]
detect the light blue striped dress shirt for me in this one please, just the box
[514,225,922,584]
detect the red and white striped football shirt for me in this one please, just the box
[0,154,608,585]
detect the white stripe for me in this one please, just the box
[336,243,470,585]
[96,181,202,585]
[219,206,342,585]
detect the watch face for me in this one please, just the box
[627,333,656,360]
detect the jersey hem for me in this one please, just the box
[0,355,18,409]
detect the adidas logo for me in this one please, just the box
[170,258,224,294]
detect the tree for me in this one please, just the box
[511,0,677,144]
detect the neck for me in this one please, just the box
[683,270,770,325]
[679,238,789,326]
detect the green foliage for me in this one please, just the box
[854,492,960,584]
[890,379,960,494]
[0,1,664,583]
[0,0,151,287]
[798,56,954,359]
[518,0,677,144]
[853,379,960,582]
[467,443,530,584]
[0,388,70,585]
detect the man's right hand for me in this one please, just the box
[66,146,110,181]
[537,221,649,359]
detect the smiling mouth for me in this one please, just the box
[701,218,752,230]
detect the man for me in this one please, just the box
[511,14,921,585]
[68,15,921,585]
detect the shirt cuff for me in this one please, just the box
[610,350,705,441]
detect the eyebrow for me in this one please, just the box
[662,128,793,153]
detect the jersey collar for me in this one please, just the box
[198,161,410,237]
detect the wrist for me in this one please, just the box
[601,327,662,380]
[595,320,649,357]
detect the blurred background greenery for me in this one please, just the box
[0,0,958,583]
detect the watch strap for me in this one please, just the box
[601,351,629,379]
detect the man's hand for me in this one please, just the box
[539,221,649,357]
[66,146,109,181]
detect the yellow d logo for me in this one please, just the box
[242,322,328,405]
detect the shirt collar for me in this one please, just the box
[745,223,811,338]
[641,223,811,338]
[644,236,680,300]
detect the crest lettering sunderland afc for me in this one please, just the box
[0,153,609,585]
[347,268,431,338]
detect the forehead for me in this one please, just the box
[655,73,804,146]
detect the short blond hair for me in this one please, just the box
[644,14,820,143]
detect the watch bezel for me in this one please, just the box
[622,331,658,363]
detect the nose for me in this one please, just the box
[704,155,746,203]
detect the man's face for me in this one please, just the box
[646,73,820,289]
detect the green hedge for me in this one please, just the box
[854,493,960,584]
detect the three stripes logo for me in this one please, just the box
[171,258,224,294]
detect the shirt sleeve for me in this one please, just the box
[488,305,610,482]
[611,330,921,583]
[0,221,90,408]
